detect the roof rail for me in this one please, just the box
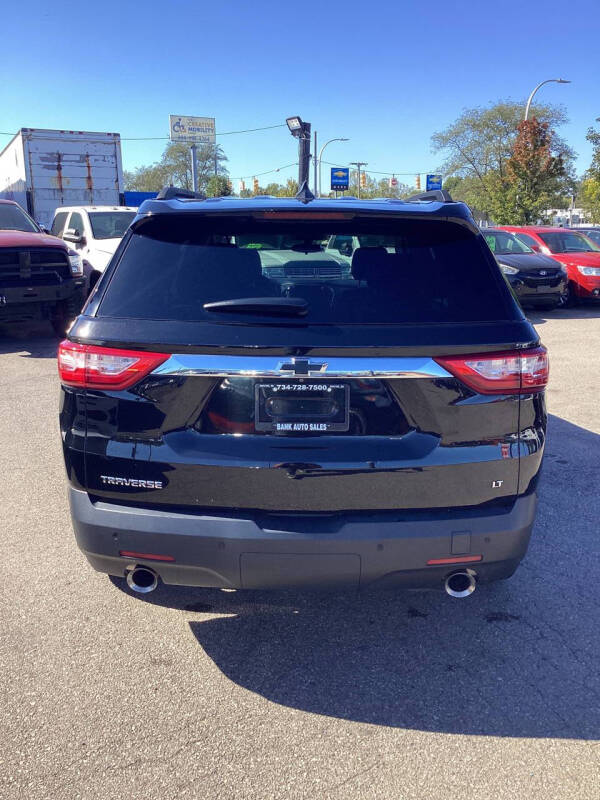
[405,189,453,203]
[156,186,206,201]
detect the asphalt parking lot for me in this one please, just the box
[1,308,599,800]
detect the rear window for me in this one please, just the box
[97,215,516,325]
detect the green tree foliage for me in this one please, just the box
[124,142,228,193]
[206,175,232,197]
[240,177,299,197]
[432,100,574,219]
[579,127,600,223]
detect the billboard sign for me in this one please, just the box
[169,115,216,144]
[331,167,349,191]
[426,173,443,191]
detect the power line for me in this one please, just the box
[239,162,298,180]
[321,159,432,176]
[0,123,287,141]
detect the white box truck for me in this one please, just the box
[0,128,124,229]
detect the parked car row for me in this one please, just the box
[495,226,600,308]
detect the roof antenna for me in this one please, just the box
[295,180,315,204]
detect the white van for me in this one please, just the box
[50,206,136,291]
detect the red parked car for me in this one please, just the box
[499,226,600,306]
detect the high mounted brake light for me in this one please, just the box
[58,341,168,390]
[254,212,354,220]
[434,346,548,395]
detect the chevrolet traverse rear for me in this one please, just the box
[59,192,547,597]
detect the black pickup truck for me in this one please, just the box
[0,200,86,336]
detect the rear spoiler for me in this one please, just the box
[405,189,454,203]
[156,186,206,201]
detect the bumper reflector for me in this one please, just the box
[427,555,483,566]
[119,550,175,562]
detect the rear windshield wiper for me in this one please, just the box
[203,297,308,317]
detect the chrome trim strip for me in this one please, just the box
[151,355,451,379]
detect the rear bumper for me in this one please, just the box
[69,487,537,590]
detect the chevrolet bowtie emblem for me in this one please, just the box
[278,358,327,376]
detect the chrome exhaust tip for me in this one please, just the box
[126,566,159,594]
[444,569,477,598]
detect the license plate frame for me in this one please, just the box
[255,380,350,433]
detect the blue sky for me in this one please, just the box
[2,0,599,190]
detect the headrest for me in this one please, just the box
[351,247,388,281]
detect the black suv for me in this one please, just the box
[59,193,548,598]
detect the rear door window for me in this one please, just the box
[98,215,516,325]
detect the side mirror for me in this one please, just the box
[530,244,541,253]
[63,228,85,245]
[40,226,51,235]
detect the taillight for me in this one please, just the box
[434,346,548,395]
[58,341,169,390]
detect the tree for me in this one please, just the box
[431,100,574,217]
[124,142,228,193]
[494,118,567,224]
[241,178,298,197]
[206,175,232,197]
[579,127,600,223]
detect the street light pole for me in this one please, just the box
[317,137,349,197]
[524,78,571,120]
[350,162,367,199]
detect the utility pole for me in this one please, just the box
[298,122,311,189]
[285,117,313,200]
[190,144,198,192]
[313,130,318,197]
[350,162,367,199]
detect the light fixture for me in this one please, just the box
[286,116,303,136]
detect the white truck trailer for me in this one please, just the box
[0,128,124,229]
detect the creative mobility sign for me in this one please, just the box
[169,116,216,144]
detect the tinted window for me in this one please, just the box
[68,212,84,236]
[484,231,531,255]
[0,203,38,232]
[51,211,69,237]
[88,211,135,240]
[98,215,515,325]
[538,231,600,253]
[514,233,539,249]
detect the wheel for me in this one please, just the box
[51,292,84,337]
[557,282,577,308]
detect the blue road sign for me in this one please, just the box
[426,174,443,191]
[331,167,349,191]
